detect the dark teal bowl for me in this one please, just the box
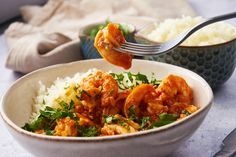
[136,35,236,89]
[79,22,136,59]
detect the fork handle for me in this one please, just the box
[175,12,236,46]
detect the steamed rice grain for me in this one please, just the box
[30,69,98,122]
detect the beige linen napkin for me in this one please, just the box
[5,0,196,73]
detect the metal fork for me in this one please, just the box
[114,12,236,56]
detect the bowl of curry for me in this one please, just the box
[1,59,213,157]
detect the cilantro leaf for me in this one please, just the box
[22,105,75,132]
[159,113,179,121]
[119,24,129,37]
[45,129,55,135]
[22,116,44,132]
[89,27,99,38]
[135,73,149,84]
[103,115,118,124]
[150,113,179,128]
[181,109,191,116]
[77,126,97,137]
[140,117,150,129]
[128,106,137,121]
[89,19,110,38]
[103,115,128,128]
[110,72,161,90]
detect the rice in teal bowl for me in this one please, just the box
[136,16,236,89]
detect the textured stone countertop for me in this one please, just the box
[1,0,236,157]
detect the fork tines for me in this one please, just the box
[113,41,161,56]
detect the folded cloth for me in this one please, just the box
[4,0,196,73]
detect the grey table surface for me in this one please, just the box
[1,0,236,157]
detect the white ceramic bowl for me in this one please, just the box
[0,59,213,157]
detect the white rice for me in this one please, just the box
[30,69,98,122]
[145,16,236,46]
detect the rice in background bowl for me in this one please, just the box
[145,16,236,46]
[136,16,236,89]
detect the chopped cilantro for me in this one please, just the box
[150,113,179,128]
[22,104,76,132]
[118,120,127,127]
[77,126,97,137]
[22,116,44,132]
[103,115,128,127]
[135,73,149,84]
[89,20,109,38]
[159,113,179,121]
[127,106,150,130]
[118,24,129,37]
[110,72,161,90]
[140,117,150,129]
[89,28,99,38]
[45,129,55,135]
[128,106,137,121]
[181,109,191,116]
[89,20,130,39]
[103,115,118,124]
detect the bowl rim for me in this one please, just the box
[135,22,236,48]
[0,59,214,142]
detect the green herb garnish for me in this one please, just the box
[110,72,161,90]
[89,20,109,38]
[150,113,179,128]
[22,117,44,132]
[181,109,191,116]
[77,126,97,137]
[45,129,55,135]
[128,105,137,121]
[140,117,150,129]
[103,115,128,128]
[127,106,150,130]
[22,108,62,132]
[89,20,130,38]
[119,24,129,37]
[22,100,76,133]
[103,115,118,124]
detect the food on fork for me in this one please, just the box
[94,23,132,69]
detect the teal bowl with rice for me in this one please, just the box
[135,17,236,89]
